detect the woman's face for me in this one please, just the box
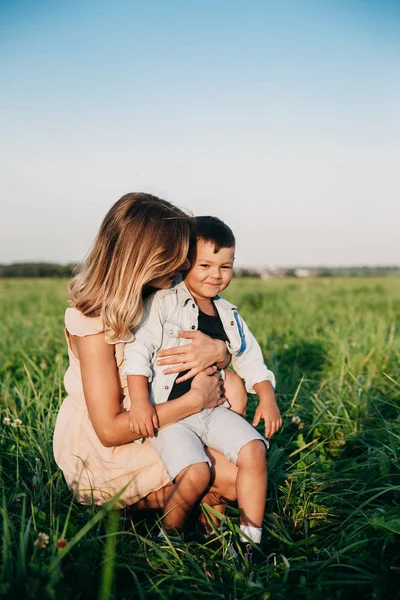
[147,258,190,290]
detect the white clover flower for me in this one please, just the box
[292,416,301,425]
[34,532,50,549]
[2,417,11,425]
[283,344,289,350]
[13,419,22,427]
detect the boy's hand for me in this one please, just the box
[252,381,282,439]
[253,399,282,439]
[129,400,159,438]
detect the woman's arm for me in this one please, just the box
[74,332,224,448]
[157,331,231,382]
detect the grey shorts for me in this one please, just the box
[150,406,269,482]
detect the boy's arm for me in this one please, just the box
[127,375,159,438]
[230,312,281,438]
[230,312,276,393]
[123,292,165,381]
[252,380,282,439]
[124,293,165,438]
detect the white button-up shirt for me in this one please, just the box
[123,281,276,405]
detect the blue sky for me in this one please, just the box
[1,0,399,266]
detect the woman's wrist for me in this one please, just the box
[184,389,204,413]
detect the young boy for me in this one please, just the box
[123,217,282,560]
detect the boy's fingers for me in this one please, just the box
[264,421,272,438]
[252,410,261,427]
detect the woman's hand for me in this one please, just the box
[156,331,229,383]
[190,366,226,410]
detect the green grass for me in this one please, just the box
[0,277,399,599]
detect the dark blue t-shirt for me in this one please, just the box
[167,304,229,401]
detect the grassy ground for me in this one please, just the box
[0,277,399,599]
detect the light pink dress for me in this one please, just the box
[53,308,170,507]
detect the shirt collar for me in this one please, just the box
[172,280,196,306]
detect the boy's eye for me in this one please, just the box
[199,264,210,268]
[222,266,232,269]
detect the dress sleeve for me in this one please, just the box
[65,307,104,337]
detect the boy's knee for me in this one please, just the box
[177,462,211,488]
[237,440,267,468]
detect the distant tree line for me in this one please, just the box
[314,266,400,277]
[0,263,78,278]
[235,266,400,278]
[0,263,399,279]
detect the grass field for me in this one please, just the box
[0,277,399,599]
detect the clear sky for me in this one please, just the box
[1,0,399,267]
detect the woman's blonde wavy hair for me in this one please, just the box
[69,192,193,341]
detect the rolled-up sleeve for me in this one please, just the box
[231,314,276,393]
[122,294,164,381]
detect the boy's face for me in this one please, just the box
[185,239,235,300]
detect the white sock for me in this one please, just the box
[240,525,262,544]
[158,527,183,541]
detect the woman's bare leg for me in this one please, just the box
[223,370,248,416]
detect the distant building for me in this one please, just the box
[260,267,282,280]
[294,268,316,278]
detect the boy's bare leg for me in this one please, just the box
[162,462,211,531]
[223,369,248,416]
[236,440,267,528]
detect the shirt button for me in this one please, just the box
[230,321,234,326]
[169,329,174,334]
[192,303,196,308]
[191,325,195,330]
[164,386,169,390]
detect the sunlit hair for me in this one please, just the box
[69,193,193,341]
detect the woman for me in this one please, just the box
[53,193,242,520]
